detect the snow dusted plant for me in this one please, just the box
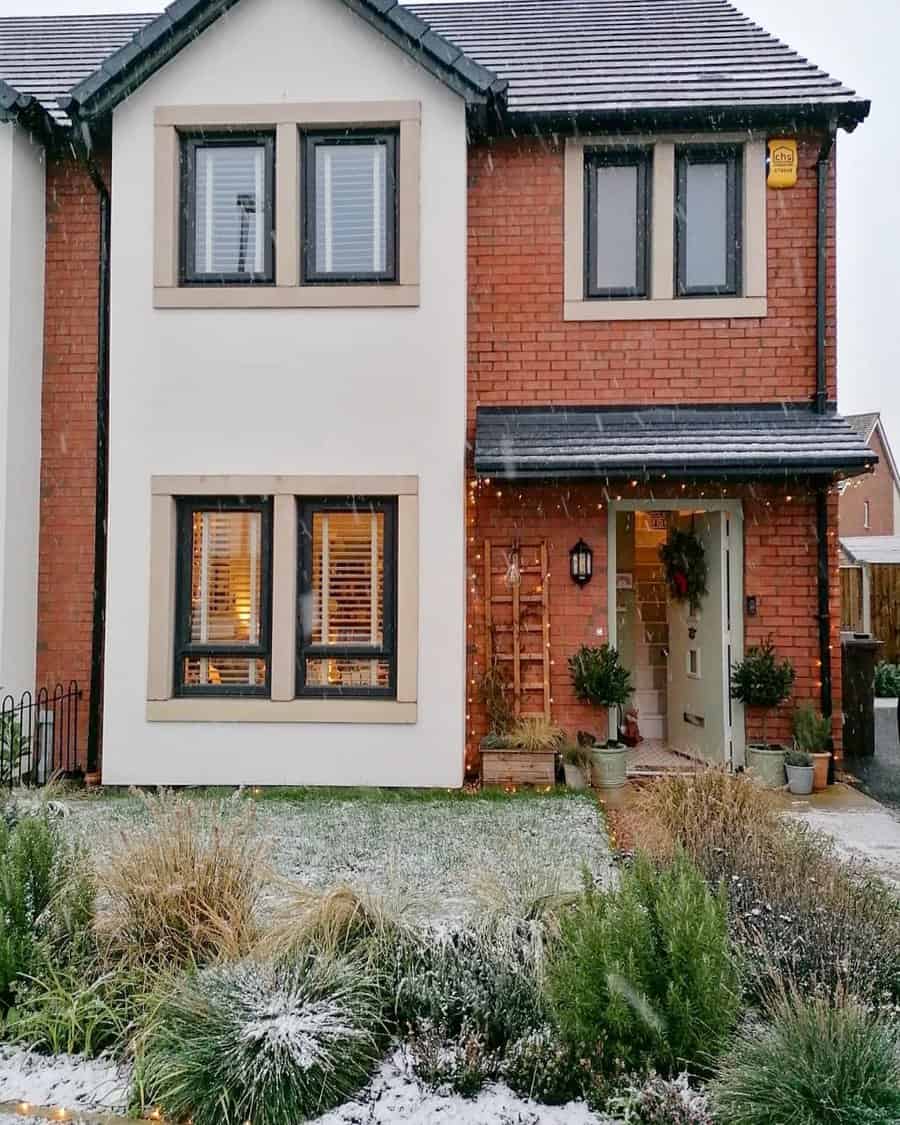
[609,1072,714,1124]
[140,952,383,1125]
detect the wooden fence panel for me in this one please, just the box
[840,566,864,632]
[870,564,900,663]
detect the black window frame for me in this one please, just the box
[301,129,399,285]
[297,497,398,699]
[179,131,276,287]
[174,496,273,698]
[675,143,743,298]
[584,146,652,300]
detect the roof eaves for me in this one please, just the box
[63,0,505,121]
[0,77,60,142]
[500,96,870,135]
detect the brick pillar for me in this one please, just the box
[35,156,103,765]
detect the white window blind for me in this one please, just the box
[310,510,384,646]
[186,510,263,687]
[683,161,729,289]
[195,145,266,275]
[594,163,638,291]
[315,143,387,275]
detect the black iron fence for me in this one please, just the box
[0,682,82,788]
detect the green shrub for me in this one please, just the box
[710,989,900,1125]
[569,645,633,714]
[730,639,795,747]
[499,1026,585,1105]
[546,852,740,1079]
[874,661,900,698]
[394,917,548,1054]
[409,1021,497,1097]
[793,702,831,752]
[140,953,382,1125]
[0,812,90,1010]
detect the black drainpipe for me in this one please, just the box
[74,118,111,778]
[814,123,837,776]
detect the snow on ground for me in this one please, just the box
[0,1046,129,1112]
[58,790,611,921]
[0,1047,615,1125]
[312,1049,614,1125]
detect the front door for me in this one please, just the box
[666,511,734,765]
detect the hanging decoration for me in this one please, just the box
[659,527,708,614]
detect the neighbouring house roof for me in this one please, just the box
[844,411,900,489]
[841,536,900,565]
[474,404,878,481]
[0,14,155,123]
[0,0,869,130]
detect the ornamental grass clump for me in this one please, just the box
[140,953,382,1125]
[546,851,740,1079]
[98,789,266,970]
[710,988,900,1125]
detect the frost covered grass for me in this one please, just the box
[62,788,609,923]
[140,953,383,1125]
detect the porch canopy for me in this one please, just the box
[474,404,877,481]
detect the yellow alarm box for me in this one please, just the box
[767,138,798,188]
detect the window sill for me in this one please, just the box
[153,285,420,309]
[146,698,417,723]
[563,296,767,322]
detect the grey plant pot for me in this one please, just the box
[563,762,588,790]
[746,744,787,789]
[591,744,628,789]
[786,763,815,795]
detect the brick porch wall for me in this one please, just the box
[35,154,105,764]
[466,483,843,773]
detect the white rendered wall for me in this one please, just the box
[0,123,44,701]
[103,0,467,785]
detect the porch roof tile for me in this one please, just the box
[474,403,877,481]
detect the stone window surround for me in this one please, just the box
[153,102,421,308]
[146,475,419,723]
[564,133,768,321]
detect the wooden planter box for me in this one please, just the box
[481,747,557,787]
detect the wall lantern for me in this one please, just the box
[570,538,593,586]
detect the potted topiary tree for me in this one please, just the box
[568,644,633,788]
[793,703,832,791]
[730,638,796,789]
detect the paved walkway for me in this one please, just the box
[785,782,900,886]
[844,699,900,810]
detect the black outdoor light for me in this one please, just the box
[570,538,593,586]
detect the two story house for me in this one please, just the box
[0,0,875,784]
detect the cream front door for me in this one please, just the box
[666,510,736,765]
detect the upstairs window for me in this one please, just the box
[302,131,398,283]
[180,133,275,285]
[675,144,742,297]
[174,498,272,695]
[298,499,397,697]
[584,147,651,298]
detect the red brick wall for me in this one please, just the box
[467,483,843,773]
[465,131,841,774]
[467,134,836,430]
[35,155,105,762]
[839,427,897,537]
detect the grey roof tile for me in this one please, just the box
[0,0,868,128]
[474,404,877,480]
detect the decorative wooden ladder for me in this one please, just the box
[483,538,551,720]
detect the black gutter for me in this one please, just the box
[73,119,111,778]
[814,124,837,776]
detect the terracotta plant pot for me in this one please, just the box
[811,751,831,791]
[590,743,628,789]
[746,744,786,789]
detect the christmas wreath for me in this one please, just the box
[659,527,708,614]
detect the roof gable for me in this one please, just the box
[61,0,504,122]
[845,413,900,489]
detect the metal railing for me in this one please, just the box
[0,682,82,788]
